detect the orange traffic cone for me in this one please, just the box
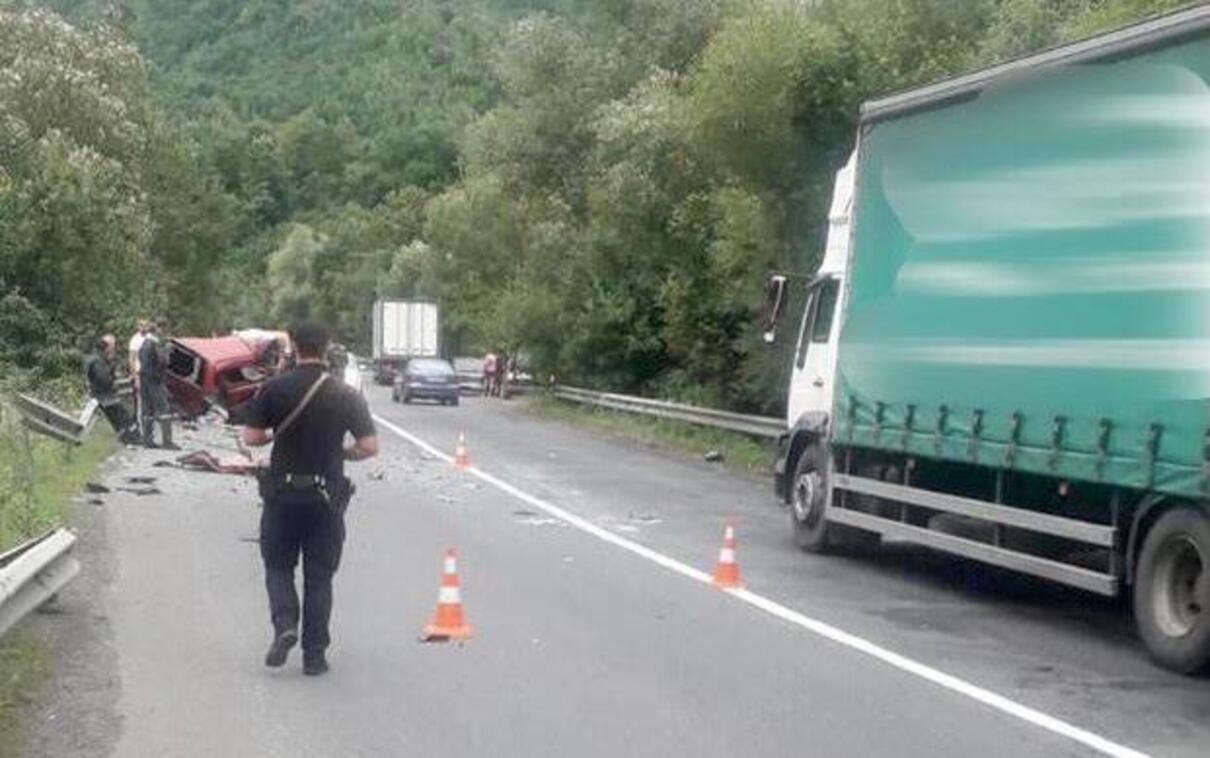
[421,548,474,642]
[712,521,743,589]
[454,432,471,470]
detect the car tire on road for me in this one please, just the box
[1134,505,1210,674]
[450,396,460,407]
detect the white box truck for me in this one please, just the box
[371,300,440,384]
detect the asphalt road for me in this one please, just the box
[22,390,1210,757]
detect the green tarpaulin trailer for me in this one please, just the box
[842,11,1210,502]
[773,5,1210,674]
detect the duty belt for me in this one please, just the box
[279,473,327,490]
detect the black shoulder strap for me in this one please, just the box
[273,373,328,441]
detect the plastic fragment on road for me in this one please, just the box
[512,509,565,528]
[116,486,162,496]
[175,450,259,476]
[628,512,663,525]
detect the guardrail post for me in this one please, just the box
[17,427,36,540]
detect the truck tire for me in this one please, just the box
[790,444,831,553]
[1133,506,1210,674]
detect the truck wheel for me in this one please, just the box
[1133,506,1210,674]
[790,444,830,553]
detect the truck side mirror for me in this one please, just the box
[761,275,788,343]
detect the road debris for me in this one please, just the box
[512,509,565,527]
[84,482,110,494]
[116,486,163,496]
[628,512,662,525]
[176,450,259,476]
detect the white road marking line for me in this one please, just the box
[373,414,1150,758]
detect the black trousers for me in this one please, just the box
[259,491,346,653]
[99,402,137,439]
[139,381,173,445]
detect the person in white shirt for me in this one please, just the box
[128,320,149,418]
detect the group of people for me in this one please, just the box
[89,317,379,677]
[84,319,177,449]
[481,350,516,398]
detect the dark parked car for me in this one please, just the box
[392,358,460,406]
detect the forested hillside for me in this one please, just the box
[0,0,1189,409]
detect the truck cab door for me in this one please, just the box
[787,277,841,426]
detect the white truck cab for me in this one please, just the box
[785,152,855,431]
[771,151,855,509]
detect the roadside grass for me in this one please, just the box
[526,396,776,476]
[0,408,116,757]
[0,412,116,551]
[0,629,47,758]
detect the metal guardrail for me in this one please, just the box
[12,394,97,445]
[0,528,80,638]
[552,386,784,439]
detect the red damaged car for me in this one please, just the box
[164,331,287,419]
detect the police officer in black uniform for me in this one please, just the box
[241,322,379,676]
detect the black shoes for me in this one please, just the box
[265,631,327,676]
[264,630,298,668]
[303,651,329,677]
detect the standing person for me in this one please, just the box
[128,320,149,420]
[84,335,140,444]
[138,321,177,449]
[241,321,379,676]
[482,351,498,398]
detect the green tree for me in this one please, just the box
[266,224,326,324]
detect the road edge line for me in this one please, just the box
[373,413,1150,758]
